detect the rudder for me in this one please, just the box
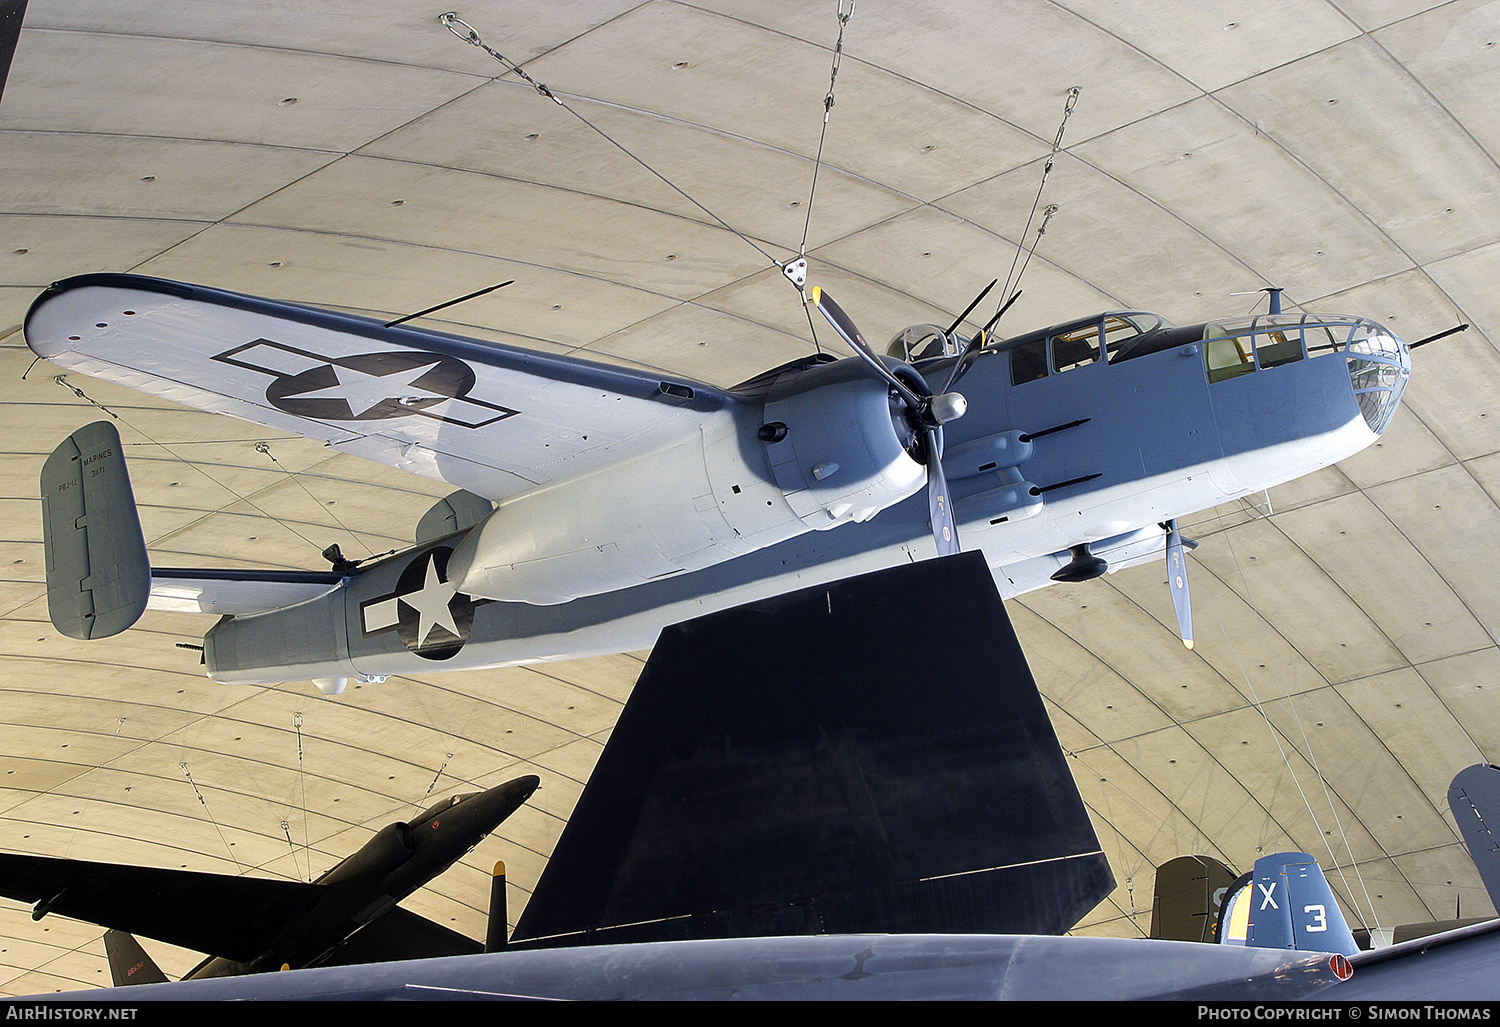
[40,421,149,639]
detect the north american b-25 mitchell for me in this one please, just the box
[26,270,1411,692]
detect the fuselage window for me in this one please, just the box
[1256,329,1303,369]
[1052,323,1101,374]
[1012,337,1048,385]
[1205,334,1254,383]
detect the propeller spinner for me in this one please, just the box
[809,286,966,557]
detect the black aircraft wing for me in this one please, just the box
[0,852,325,962]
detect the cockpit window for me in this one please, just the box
[1103,313,1167,362]
[1201,314,1410,433]
[1009,312,1173,386]
[886,324,960,364]
[1203,315,1311,382]
[1205,329,1255,382]
[1011,336,1048,385]
[1052,322,1100,373]
[410,792,473,828]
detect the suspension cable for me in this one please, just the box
[52,375,358,560]
[997,86,1079,315]
[1208,512,1384,935]
[180,760,244,874]
[798,1,854,258]
[440,12,784,269]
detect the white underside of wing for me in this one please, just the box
[27,278,726,504]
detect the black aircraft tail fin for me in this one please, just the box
[0,0,25,106]
[1449,764,1500,915]
[512,551,1113,948]
[103,930,169,987]
[1151,854,1237,943]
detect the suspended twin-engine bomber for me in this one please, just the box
[28,274,1410,691]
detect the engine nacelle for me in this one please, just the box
[446,356,928,605]
[759,355,927,528]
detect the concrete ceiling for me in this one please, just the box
[4,0,1500,995]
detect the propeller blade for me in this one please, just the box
[810,286,925,411]
[1165,519,1193,649]
[925,426,960,557]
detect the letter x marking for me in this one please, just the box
[1257,881,1279,910]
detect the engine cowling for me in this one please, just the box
[758,354,927,529]
[446,355,929,605]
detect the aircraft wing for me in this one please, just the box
[25,274,733,504]
[0,852,325,962]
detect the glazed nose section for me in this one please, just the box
[1343,318,1410,434]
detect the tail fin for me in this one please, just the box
[1217,852,1358,955]
[103,930,169,986]
[1150,854,1237,942]
[40,421,150,639]
[511,552,1113,946]
[1448,764,1500,914]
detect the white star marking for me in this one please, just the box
[285,359,447,417]
[401,554,461,646]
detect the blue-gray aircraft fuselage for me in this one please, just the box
[26,277,1409,691]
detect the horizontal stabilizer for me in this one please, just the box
[513,552,1112,946]
[40,421,150,639]
[1218,852,1357,955]
[149,567,343,616]
[0,852,325,962]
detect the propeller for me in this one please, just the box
[1164,519,1195,649]
[809,286,966,556]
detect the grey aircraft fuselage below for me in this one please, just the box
[26,277,1410,690]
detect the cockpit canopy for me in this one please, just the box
[1201,313,1409,432]
[1005,312,1177,385]
[410,791,478,829]
[887,323,965,363]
